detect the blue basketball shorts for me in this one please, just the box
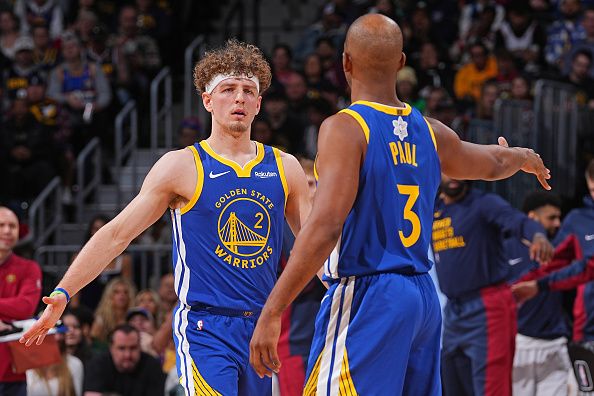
[303,272,442,396]
[172,304,272,396]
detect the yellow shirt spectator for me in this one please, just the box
[454,45,499,102]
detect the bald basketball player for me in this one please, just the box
[250,14,551,395]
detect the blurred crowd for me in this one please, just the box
[2,0,594,395]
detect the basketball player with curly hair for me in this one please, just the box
[22,39,311,396]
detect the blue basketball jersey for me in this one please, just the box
[322,101,440,279]
[170,141,288,311]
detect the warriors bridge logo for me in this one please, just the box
[214,190,275,269]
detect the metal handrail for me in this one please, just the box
[35,244,172,290]
[75,137,102,222]
[114,100,138,209]
[26,176,62,248]
[150,66,173,151]
[184,35,206,119]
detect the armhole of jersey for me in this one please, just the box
[423,116,438,152]
[180,145,204,215]
[339,108,370,144]
[313,156,319,181]
[273,147,289,207]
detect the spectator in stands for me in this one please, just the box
[90,277,136,345]
[251,115,288,151]
[303,97,333,159]
[84,324,165,396]
[78,215,133,310]
[452,4,500,62]
[3,35,44,107]
[271,43,295,87]
[293,2,346,65]
[175,116,203,149]
[458,0,505,48]
[495,2,546,75]
[509,75,533,101]
[25,74,74,204]
[71,9,97,46]
[126,307,157,358]
[474,79,500,120]
[262,89,306,154]
[153,273,176,374]
[134,289,160,324]
[561,49,594,107]
[26,332,84,396]
[46,31,112,153]
[86,23,127,108]
[1,96,56,203]
[0,10,22,60]
[401,3,443,63]
[284,72,308,116]
[64,0,113,30]
[454,42,499,104]
[424,86,449,117]
[62,308,95,365]
[314,37,347,94]
[494,50,519,94]
[396,65,424,111]
[135,0,172,43]
[415,41,454,98]
[545,0,585,70]
[157,273,177,317]
[565,7,594,78]
[0,206,42,396]
[112,5,161,100]
[31,23,59,72]
[302,52,333,97]
[14,0,63,40]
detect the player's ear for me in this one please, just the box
[202,92,213,113]
[342,51,352,74]
[255,95,262,115]
[399,52,407,71]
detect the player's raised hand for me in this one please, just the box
[498,137,551,190]
[19,293,68,346]
[249,311,282,378]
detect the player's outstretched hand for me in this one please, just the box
[498,137,551,190]
[511,280,539,306]
[19,293,68,346]
[249,311,282,378]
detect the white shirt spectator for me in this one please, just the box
[26,354,83,396]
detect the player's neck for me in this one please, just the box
[350,80,404,108]
[206,128,256,158]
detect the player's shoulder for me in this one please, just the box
[145,147,196,185]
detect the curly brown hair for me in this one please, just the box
[193,39,272,94]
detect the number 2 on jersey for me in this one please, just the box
[397,184,420,247]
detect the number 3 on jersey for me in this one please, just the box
[397,184,420,247]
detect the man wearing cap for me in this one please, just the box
[0,206,42,396]
[3,35,44,104]
[126,307,157,357]
[22,39,311,396]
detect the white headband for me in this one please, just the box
[205,73,260,94]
